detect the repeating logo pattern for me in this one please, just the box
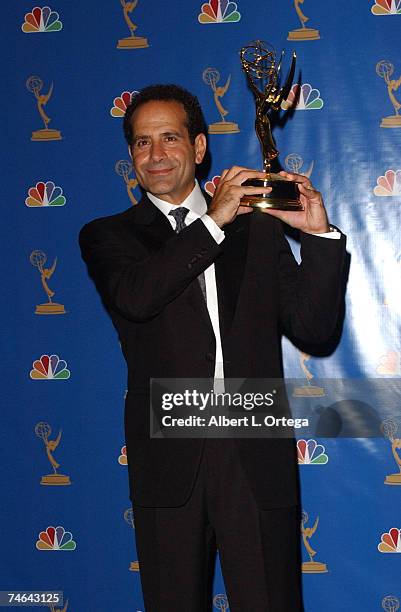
[30,355,70,380]
[110,91,138,117]
[26,181,66,207]
[22,6,63,33]
[378,528,401,552]
[36,526,76,550]
[198,0,241,23]
[374,170,401,196]
[371,0,401,15]
[281,83,324,110]
[297,440,328,465]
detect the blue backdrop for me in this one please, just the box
[2,1,401,610]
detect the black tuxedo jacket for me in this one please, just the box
[79,193,346,509]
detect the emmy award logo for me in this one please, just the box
[26,76,62,141]
[293,352,325,397]
[124,508,139,571]
[117,0,148,48]
[381,419,401,485]
[301,511,328,573]
[239,40,302,210]
[202,68,240,134]
[213,594,229,611]
[285,153,314,178]
[288,0,320,41]
[48,600,69,612]
[115,160,139,205]
[35,422,71,485]
[30,250,66,315]
[376,60,401,128]
[382,596,400,612]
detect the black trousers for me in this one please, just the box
[133,439,303,611]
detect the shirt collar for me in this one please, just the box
[146,181,207,221]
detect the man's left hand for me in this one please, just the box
[261,171,330,234]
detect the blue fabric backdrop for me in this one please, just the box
[2,1,401,610]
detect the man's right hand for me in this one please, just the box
[206,166,272,228]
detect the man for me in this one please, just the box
[79,84,346,611]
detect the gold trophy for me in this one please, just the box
[288,0,320,41]
[124,508,140,571]
[26,76,62,141]
[30,250,66,314]
[293,352,325,397]
[117,0,148,49]
[376,60,401,128]
[35,422,71,485]
[239,40,302,210]
[202,68,240,134]
[382,419,401,485]
[301,511,328,573]
[115,159,139,205]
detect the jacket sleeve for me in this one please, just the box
[275,221,347,344]
[79,217,222,322]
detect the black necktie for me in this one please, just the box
[169,207,207,301]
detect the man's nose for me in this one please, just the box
[149,140,165,162]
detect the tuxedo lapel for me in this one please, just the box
[215,214,250,338]
[129,194,213,331]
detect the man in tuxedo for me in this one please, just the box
[80,84,346,611]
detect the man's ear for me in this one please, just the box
[128,145,133,160]
[194,133,207,165]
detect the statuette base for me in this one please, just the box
[35,302,66,315]
[241,174,303,210]
[293,385,325,397]
[31,129,62,141]
[117,36,149,49]
[302,561,328,573]
[208,121,240,134]
[384,473,401,485]
[380,115,401,128]
[288,28,320,41]
[41,474,71,486]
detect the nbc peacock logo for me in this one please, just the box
[378,528,401,552]
[26,181,66,207]
[297,439,328,465]
[21,6,63,32]
[36,526,76,551]
[281,83,323,111]
[376,350,401,375]
[30,354,70,380]
[198,0,241,23]
[204,175,220,196]
[118,444,128,465]
[374,169,401,196]
[110,91,138,117]
[371,0,401,15]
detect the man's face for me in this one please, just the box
[129,100,206,205]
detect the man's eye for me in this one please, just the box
[165,136,177,142]
[135,139,149,148]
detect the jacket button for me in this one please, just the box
[205,352,214,362]
[187,263,192,270]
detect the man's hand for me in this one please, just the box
[207,166,271,228]
[261,171,330,234]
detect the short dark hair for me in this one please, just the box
[123,84,206,146]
